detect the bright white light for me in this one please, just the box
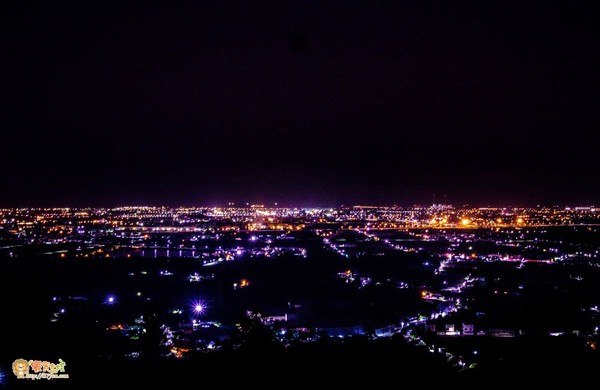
[191,299,207,315]
[105,295,116,305]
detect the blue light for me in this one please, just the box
[105,295,116,305]
[190,299,207,316]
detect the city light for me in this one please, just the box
[191,300,207,316]
[2,204,600,371]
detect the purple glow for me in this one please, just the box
[105,295,116,305]
[191,299,207,315]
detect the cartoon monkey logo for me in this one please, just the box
[12,358,29,379]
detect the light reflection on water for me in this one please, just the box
[111,248,199,258]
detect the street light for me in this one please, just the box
[191,299,207,316]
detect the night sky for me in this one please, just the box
[1,2,599,207]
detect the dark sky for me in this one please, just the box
[1,2,599,207]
